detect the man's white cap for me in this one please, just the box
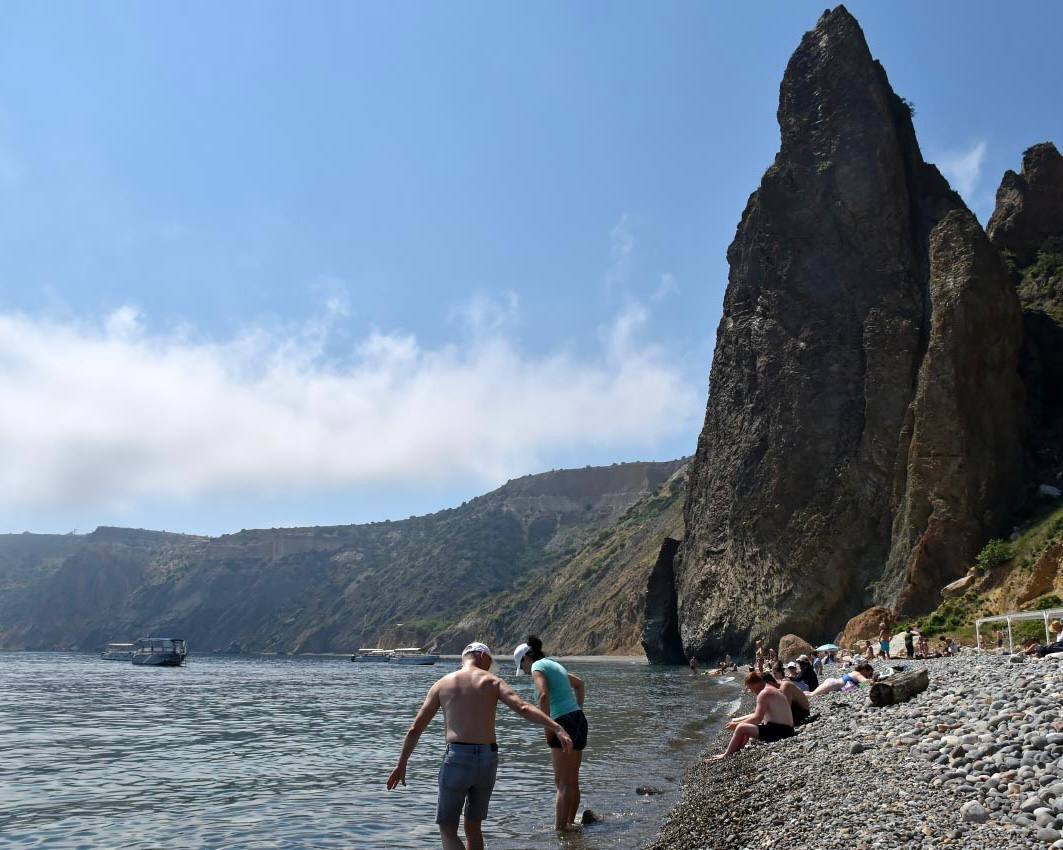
[513,642,531,674]
[462,642,492,658]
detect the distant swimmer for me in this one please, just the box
[387,642,572,850]
[514,635,587,831]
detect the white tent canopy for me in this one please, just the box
[975,607,1063,653]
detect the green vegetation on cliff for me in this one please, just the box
[909,499,1063,640]
[0,461,683,654]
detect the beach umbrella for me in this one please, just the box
[817,643,840,651]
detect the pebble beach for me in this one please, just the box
[645,652,1063,850]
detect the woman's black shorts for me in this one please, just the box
[548,709,588,750]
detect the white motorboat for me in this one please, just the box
[390,647,440,665]
[101,642,136,661]
[351,648,392,663]
[131,637,187,667]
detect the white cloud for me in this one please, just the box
[0,301,699,515]
[937,140,988,198]
[449,290,520,338]
[652,272,678,303]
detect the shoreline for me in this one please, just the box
[643,653,1063,850]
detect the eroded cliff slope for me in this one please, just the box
[1,460,682,653]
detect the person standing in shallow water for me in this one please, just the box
[387,642,573,850]
[513,636,587,831]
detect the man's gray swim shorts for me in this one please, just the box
[436,742,498,825]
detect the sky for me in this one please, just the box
[2,1,1061,536]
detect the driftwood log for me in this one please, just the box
[869,668,929,707]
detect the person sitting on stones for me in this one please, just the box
[863,640,876,661]
[796,655,819,691]
[762,671,812,725]
[808,661,875,696]
[706,671,795,761]
[783,661,809,692]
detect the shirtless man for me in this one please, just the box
[764,670,811,725]
[386,642,573,850]
[707,671,795,761]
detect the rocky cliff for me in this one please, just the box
[669,6,1024,660]
[434,463,687,656]
[988,142,1063,486]
[0,460,682,653]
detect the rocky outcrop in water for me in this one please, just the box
[988,142,1063,484]
[673,6,1024,659]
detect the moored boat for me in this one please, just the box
[101,642,136,661]
[390,647,440,665]
[351,648,392,662]
[131,637,187,667]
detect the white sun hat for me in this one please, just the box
[512,642,531,674]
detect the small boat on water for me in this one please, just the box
[351,648,392,663]
[101,642,136,661]
[390,647,440,666]
[131,637,188,667]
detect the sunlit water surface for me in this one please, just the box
[1,653,739,849]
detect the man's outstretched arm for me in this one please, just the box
[387,684,441,789]
[497,679,573,752]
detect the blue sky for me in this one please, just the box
[2,1,1061,535]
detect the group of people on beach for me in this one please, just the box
[387,635,588,850]
[708,650,878,760]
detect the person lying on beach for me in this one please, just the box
[387,642,573,850]
[705,671,794,761]
[1020,638,1063,658]
[762,671,811,725]
[808,661,874,696]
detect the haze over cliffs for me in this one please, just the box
[649,6,1050,661]
[0,461,683,654]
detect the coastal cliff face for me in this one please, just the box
[988,142,1063,485]
[434,463,687,656]
[673,6,1024,658]
[0,461,682,654]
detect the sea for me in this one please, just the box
[0,652,740,850]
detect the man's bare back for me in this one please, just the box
[435,665,508,744]
[757,683,794,726]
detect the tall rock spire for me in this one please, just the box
[988,142,1063,482]
[671,6,1023,657]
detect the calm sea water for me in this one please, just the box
[0,652,739,850]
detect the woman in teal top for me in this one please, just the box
[513,635,587,830]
